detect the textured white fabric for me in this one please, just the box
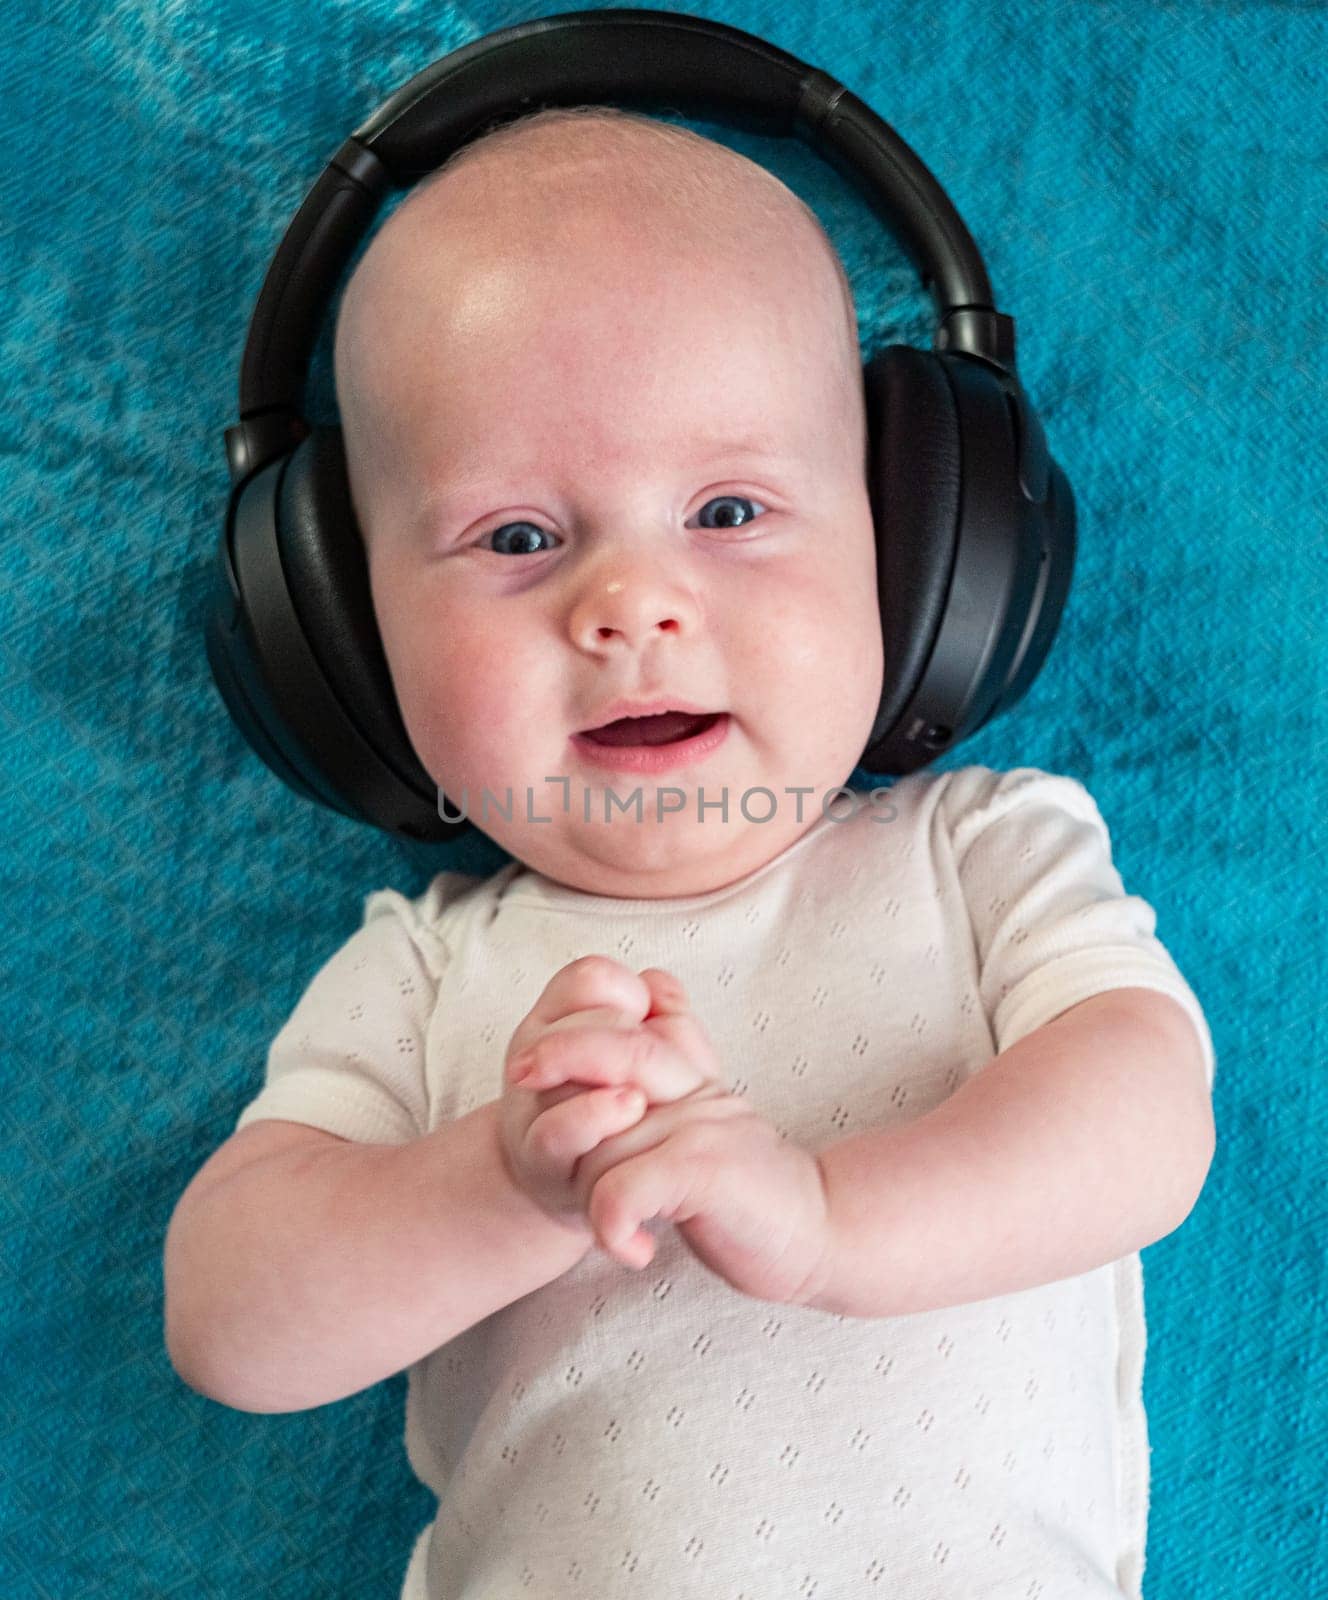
[234,765,1215,1600]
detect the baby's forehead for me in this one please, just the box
[361,125,849,326]
[361,225,839,393]
[337,118,863,472]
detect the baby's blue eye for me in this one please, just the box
[479,495,766,555]
[482,522,559,556]
[694,495,764,529]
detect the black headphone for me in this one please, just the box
[206,6,1076,844]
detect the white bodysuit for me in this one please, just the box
[234,765,1216,1600]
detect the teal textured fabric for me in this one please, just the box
[2,2,1323,1596]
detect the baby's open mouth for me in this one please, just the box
[580,710,723,747]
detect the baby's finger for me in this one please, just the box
[507,1003,633,1087]
[639,967,689,1019]
[589,1141,709,1268]
[507,1006,632,1085]
[516,956,651,1046]
[524,1085,647,1179]
[639,970,723,1085]
[642,1007,723,1088]
[513,1024,701,1101]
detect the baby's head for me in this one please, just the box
[334,106,884,898]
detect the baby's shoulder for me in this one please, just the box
[927,763,1105,833]
[361,862,518,967]
[843,765,1111,873]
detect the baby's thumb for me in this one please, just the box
[639,968,689,1019]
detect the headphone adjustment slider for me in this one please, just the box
[936,306,1017,375]
[224,409,311,489]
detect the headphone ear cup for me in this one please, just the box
[277,428,417,775]
[273,425,469,836]
[859,345,1076,776]
[206,422,470,841]
[862,345,962,768]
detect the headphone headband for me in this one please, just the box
[225,6,1016,488]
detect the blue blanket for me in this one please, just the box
[3,1,1323,1594]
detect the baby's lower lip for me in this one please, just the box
[570,713,730,774]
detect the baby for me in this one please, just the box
[165,107,1217,1599]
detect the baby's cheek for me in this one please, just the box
[384,659,480,793]
[432,673,544,792]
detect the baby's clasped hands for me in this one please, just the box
[497,955,717,1238]
[497,955,835,1307]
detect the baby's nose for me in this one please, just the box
[568,557,699,651]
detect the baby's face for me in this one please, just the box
[345,188,883,897]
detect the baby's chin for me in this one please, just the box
[494,809,812,900]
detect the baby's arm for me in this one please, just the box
[808,987,1215,1318]
[165,957,701,1413]
[164,1100,592,1414]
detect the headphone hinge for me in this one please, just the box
[936,306,1017,375]
[224,409,310,489]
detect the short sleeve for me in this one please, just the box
[943,766,1216,1089]
[232,877,467,1144]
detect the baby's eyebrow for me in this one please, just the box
[693,434,790,463]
